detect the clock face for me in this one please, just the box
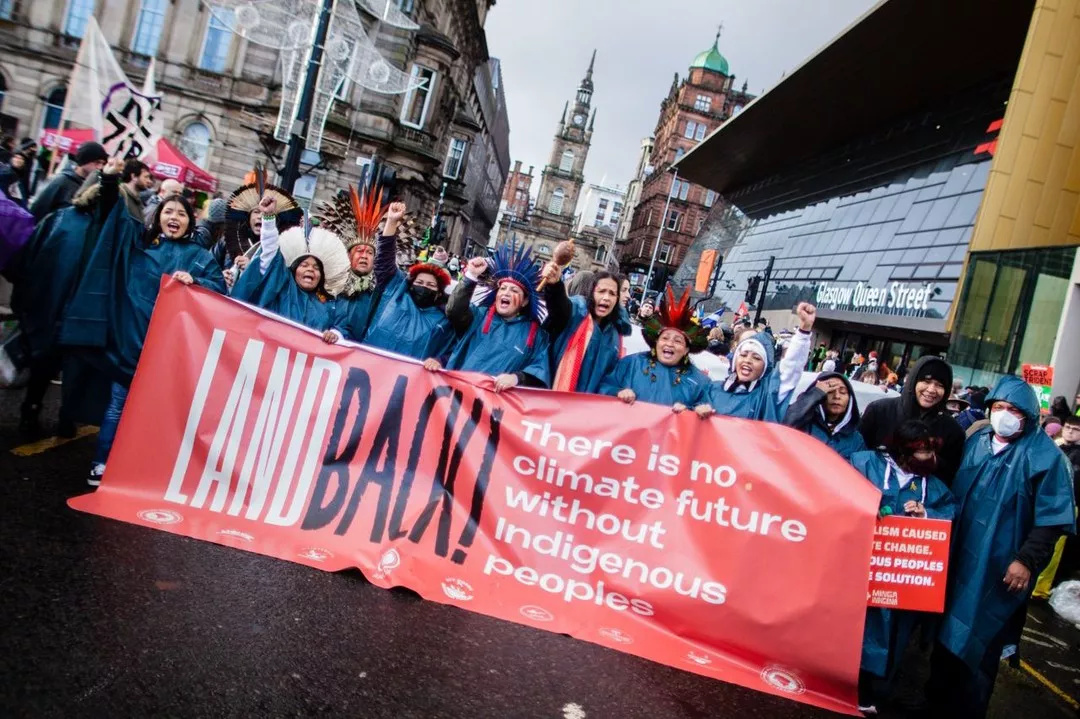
[573,114,585,126]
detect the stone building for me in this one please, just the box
[0,0,507,255]
[487,158,532,248]
[613,135,653,245]
[620,31,754,291]
[494,51,605,271]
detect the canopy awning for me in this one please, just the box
[38,128,96,154]
[147,138,218,193]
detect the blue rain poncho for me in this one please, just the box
[937,375,1076,670]
[599,351,711,407]
[547,294,628,394]
[783,371,867,460]
[710,329,810,422]
[851,450,956,678]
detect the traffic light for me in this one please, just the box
[745,275,761,305]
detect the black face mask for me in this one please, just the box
[902,455,938,477]
[410,285,438,308]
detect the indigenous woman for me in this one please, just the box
[61,159,227,486]
[222,176,302,260]
[545,268,630,394]
[347,201,455,359]
[849,420,956,713]
[230,193,349,331]
[709,302,816,421]
[315,184,383,341]
[600,287,712,415]
[425,244,552,391]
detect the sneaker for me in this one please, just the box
[87,464,105,487]
[858,705,878,716]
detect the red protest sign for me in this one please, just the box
[868,515,951,613]
[1022,363,1053,387]
[70,280,881,716]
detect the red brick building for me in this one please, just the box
[621,33,754,291]
[501,160,534,220]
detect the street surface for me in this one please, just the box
[1,385,1078,718]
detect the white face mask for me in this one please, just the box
[990,409,1023,438]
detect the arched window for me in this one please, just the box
[559,149,573,173]
[179,121,212,168]
[548,188,564,215]
[42,87,66,130]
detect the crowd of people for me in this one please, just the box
[1,146,1079,718]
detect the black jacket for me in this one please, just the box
[28,168,84,221]
[859,355,966,484]
[783,371,867,460]
[0,163,31,208]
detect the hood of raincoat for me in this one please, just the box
[812,371,861,434]
[985,375,1041,437]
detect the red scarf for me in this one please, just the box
[553,314,594,392]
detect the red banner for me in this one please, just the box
[70,281,881,715]
[868,516,951,612]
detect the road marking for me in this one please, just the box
[1024,627,1069,647]
[562,703,586,719]
[1047,661,1080,674]
[10,426,98,456]
[1021,660,1080,710]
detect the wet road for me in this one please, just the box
[1,386,1078,718]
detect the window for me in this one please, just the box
[398,0,415,12]
[42,88,66,130]
[294,173,318,210]
[536,243,552,256]
[705,189,716,208]
[694,95,711,112]
[131,0,167,56]
[595,198,608,224]
[444,137,467,179]
[665,209,681,231]
[400,64,436,129]
[199,5,233,73]
[64,0,95,38]
[559,149,574,173]
[0,0,12,20]
[684,121,697,139]
[548,188,564,215]
[594,244,607,262]
[695,123,706,141]
[658,243,673,263]
[179,121,211,169]
[669,179,689,201]
[674,147,685,161]
[610,201,622,225]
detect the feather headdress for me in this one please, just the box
[224,164,302,259]
[277,210,350,298]
[643,286,709,353]
[471,241,547,325]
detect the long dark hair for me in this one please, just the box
[587,270,623,320]
[146,194,195,243]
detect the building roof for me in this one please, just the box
[689,41,729,76]
[674,0,1035,195]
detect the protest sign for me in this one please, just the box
[70,280,881,715]
[1021,363,1054,413]
[868,516,951,612]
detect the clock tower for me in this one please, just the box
[532,50,596,237]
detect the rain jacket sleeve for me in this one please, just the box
[783,385,826,432]
[373,230,400,288]
[778,329,811,400]
[542,279,572,337]
[446,276,478,333]
[599,355,632,397]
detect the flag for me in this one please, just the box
[734,301,749,319]
[60,17,162,159]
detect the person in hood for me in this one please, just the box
[192,197,230,270]
[851,420,956,713]
[29,141,108,221]
[0,140,35,208]
[783,372,867,460]
[1050,395,1072,423]
[708,302,816,422]
[231,194,349,331]
[926,376,1075,718]
[955,387,987,432]
[859,355,966,484]
[425,243,552,391]
[600,286,713,414]
[544,268,630,394]
[61,159,227,485]
[350,201,454,360]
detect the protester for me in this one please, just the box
[1052,416,1080,583]
[809,342,827,371]
[60,160,227,485]
[115,160,154,220]
[708,303,815,422]
[706,326,729,357]
[222,180,301,261]
[927,376,1075,717]
[564,269,594,298]
[231,195,348,330]
[0,140,35,208]
[600,286,713,414]
[351,201,454,359]
[1051,395,1073,423]
[426,244,552,391]
[955,387,987,431]
[193,198,229,267]
[945,395,969,417]
[142,178,185,224]
[784,372,867,460]
[315,184,385,341]
[859,355,966,484]
[851,420,956,713]
[29,141,108,221]
[544,269,629,394]
[619,277,631,308]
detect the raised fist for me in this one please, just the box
[385,201,407,223]
[797,302,817,331]
[258,192,277,215]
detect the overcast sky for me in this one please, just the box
[485,0,878,196]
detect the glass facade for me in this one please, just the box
[690,77,1012,345]
[950,246,1077,388]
